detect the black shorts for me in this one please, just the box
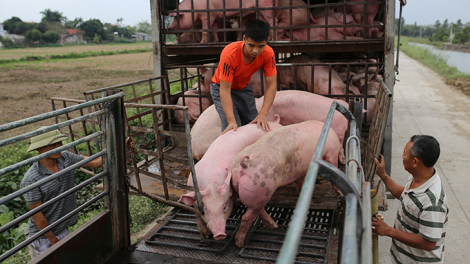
[210,83,258,132]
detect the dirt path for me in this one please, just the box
[378,52,470,263]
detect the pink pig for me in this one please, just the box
[174,88,213,124]
[179,117,282,240]
[278,55,348,97]
[168,0,276,43]
[230,120,341,247]
[348,0,381,38]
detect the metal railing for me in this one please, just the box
[161,0,386,44]
[0,92,127,262]
[277,101,372,264]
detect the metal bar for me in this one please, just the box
[0,191,107,263]
[0,110,105,148]
[84,93,102,152]
[152,107,170,200]
[84,77,165,95]
[125,103,189,111]
[395,2,403,75]
[0,150,106,205]
[341,194,358,264]
[51,99,59,124]
[184,109,203,214]
[124,109,142,190]
[0,92,124,133]
[63,100,78,154]
[0,171,107,235]
[0,132,105,177]
[362,182,373,264]
[50,97,86,103]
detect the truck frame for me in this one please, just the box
[0,0,399,263]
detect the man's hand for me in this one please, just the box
[50,236,60,246]
[372,217,391,236]
[250,113,270,131]
[374,154,386,178]
[126,137,135,151]
[222,121,238,135]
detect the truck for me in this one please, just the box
[0,0,402,263]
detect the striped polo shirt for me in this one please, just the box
[391,172,448,264]
[20,151,84,239]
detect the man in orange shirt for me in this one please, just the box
[211,19,277,134]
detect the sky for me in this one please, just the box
[0,0,469,27]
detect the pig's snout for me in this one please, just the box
[213,232,227,241]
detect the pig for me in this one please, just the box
[168,0,277,43]
[274,0,316,40]
[179,117,283,240]
[278,55,348,97]
[284,12,363,41]
[230,120,341,247]
[190,104,222,160]
[177,19,238,43]
[348,0,381,38]
[174,89,213,124]
[191,91,350,161]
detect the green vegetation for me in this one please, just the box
[396,18,470,44]
[398,37,470,80]
[0,48,152,64]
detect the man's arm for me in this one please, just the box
[372,218,437,251]
[220,79,238,134]
[82,138,134,168]
[374,154,405,199]
[28,202,60,246]
[250,74,277,131]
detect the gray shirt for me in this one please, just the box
[20,151,84,239]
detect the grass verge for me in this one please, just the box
[398,37,470,80]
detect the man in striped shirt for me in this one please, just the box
[372,135,448,263]
[21,128,133,259]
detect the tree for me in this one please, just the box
[42,30,61,43]
[135,20,152,34]
[40,9,66,24]
[65,18,83,29]
[431,28,449,42]
[79,19,106,41]
[2,17,22,32]
[25,29,42,43]
[434,20,441,29]
[442,19,449,29]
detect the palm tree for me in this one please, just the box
[40,9,66,23]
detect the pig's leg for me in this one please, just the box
[259,209,278,229]
[193,202,212,238]
[236,207,261,248]
[200,15,218,43]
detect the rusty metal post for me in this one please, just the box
[151,0,163,103]
[151,107,170,200]
[383,0,396,176]
[102,93,130,251]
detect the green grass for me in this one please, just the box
[398,37,470,80]
[0,48,152,65]
[400,36,446,48]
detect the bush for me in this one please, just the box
[0,205,28,257]
[0,36,21,49]
[452,32,470,44]
[41,30,61,44]
[24,29,42,43]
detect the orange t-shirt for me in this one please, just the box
[212,41,277,90]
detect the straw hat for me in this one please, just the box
[27,127,68,152]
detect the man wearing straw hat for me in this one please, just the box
[20,128,133,258]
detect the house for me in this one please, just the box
[61,29,85,44]
[132,32,152,41]
[0,23,5,37]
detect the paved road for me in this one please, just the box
[378,52,470,263]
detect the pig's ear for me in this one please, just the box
[240,154,250,169]
[178,191,196,205]
[309,13,316,24]
[199,67,207,75]
[224,168,232,185]
[273,114,281,124]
